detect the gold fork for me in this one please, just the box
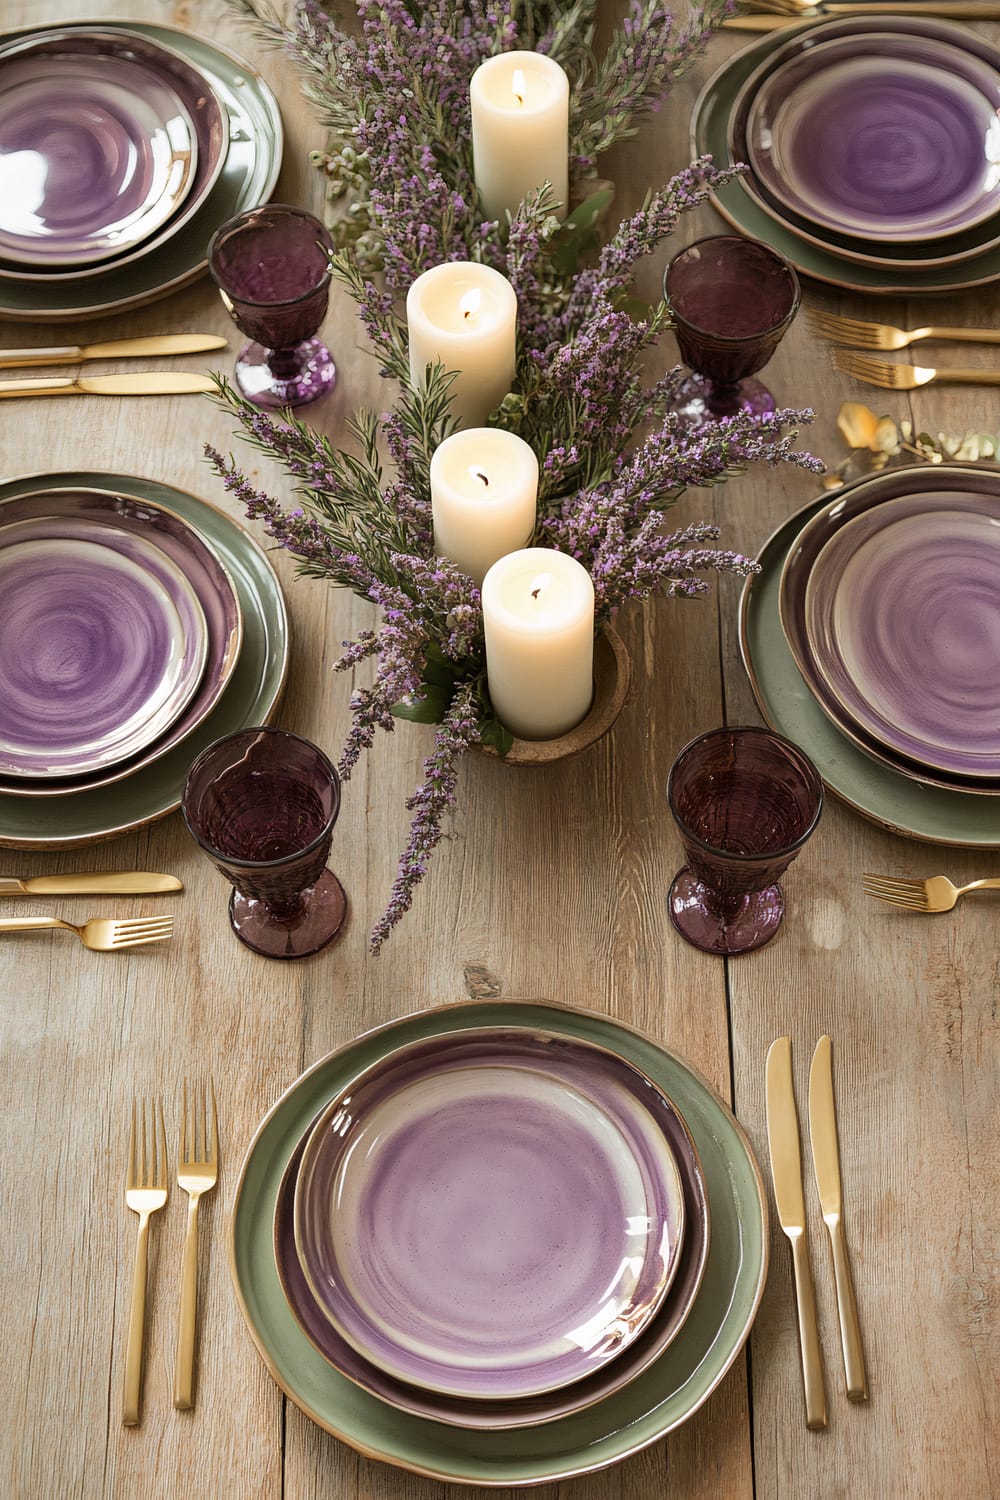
[123,1098,169,1425]
[0,914,173,949]
[173,1079,219,1409]
[832,351,1000,391]
[810,310,1000,352]
[863,873,1000,912]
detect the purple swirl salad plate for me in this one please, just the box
[293,1028,690,1402]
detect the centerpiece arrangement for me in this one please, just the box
[209,0,822,949]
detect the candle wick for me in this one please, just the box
[475,470,489,487]
[531,587,541,599]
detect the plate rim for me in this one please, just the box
[229,998,768,1487]
[292,1024,692,1401]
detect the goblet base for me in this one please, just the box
[234,337,337,409]
[228,869,347,959]
[668,867,784,955]
[673,372,776,426]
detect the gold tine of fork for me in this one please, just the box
[123,1097,168,1425]
[831,351,920,389]
[809,310,905,348]
[861,877,927,910]
[110,917,174,949]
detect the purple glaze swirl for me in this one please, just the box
[294,1029,688,1400]
[0,528,207,777]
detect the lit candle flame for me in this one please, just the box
[459,288,481,321]
[512,68,526,106]
[529,572,552,601]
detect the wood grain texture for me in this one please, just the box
[1,3,997,1498]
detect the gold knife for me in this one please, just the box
[0,373,217,399]
[0,872,183,895]
[808,1035,869,1403]
[724,3,1000,27]
[0,334,228,370]
[765,1035,828,1430]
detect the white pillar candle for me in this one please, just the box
[470,51,570,224]
[406,262,517,430]
[431,428,538,585]
[481,547,595,740]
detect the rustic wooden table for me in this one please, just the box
[2,3,996,1497]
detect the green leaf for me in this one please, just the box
[392,684,451,724]
[479,716,514,756]
[549,186,614,276]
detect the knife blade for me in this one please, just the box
[0,334,228,371]
[723,2,1000,26]
[0,373,217,399]
[765,1035,828,1430]
[0,872,183,896]
[808,1035,869,1402]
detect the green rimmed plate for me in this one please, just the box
[0,21,282,321]
[0,470,288,849]
[230,999,767,1487]
[692,23,1000,295]
[739,479,1000,847]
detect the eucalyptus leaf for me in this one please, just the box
[392,685,451,724]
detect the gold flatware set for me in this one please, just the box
[123,1085,219,1425]
[808,311,1000,353]
[765,1035,867,1430]
[832,352,1000,392]
[0,870,179,949]
[0,331,225,397]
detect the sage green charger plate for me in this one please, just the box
[0,21,282,321]
[740,488,1000,848]
[230,999,767,1487]
[0,471,288,849]
[692,25,1000,295]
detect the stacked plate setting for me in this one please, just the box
[0,474,288,851]
[739,462,1000,852]
[231,1005,769,1484]
[0,21,282,319]
[693,15,1000,294]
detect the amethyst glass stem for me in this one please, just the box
[208,204,337,409]
[182,726,347,959]
[666,725,823,955]
[663,235,800,422]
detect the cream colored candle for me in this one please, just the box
[470,51,570,223]
[406,262,517,430]
[481,547,595,740]
[431,428,538,585]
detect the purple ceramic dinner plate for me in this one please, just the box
[0,43,199,267]
[0,488,242,795]
[746,30,1000,243]
[727,20,1000,274]
[0,522,207,778]
[275,1053,710,1429]
[0,28,227,286]
[779,466,1000,788]
[294,1028,691,1402]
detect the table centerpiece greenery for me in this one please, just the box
[209,0,823,948]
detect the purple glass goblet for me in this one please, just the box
[182,726,347,959]
[663,235,800,424]
[208,203,337,409]
[666,726,823,956]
